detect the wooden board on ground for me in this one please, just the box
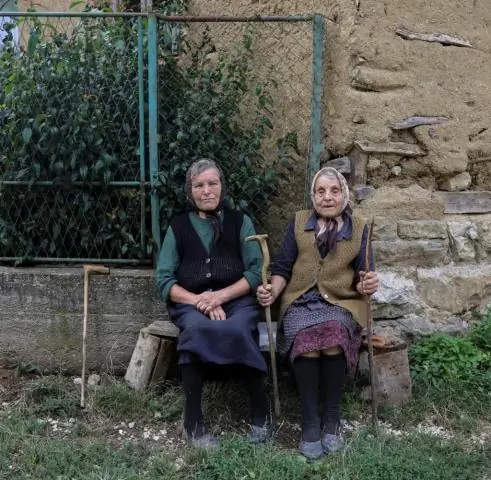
[437,191,491,214]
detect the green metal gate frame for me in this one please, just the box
[147,12,326,255]
[0,11,325,265]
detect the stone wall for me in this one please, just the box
[4,0,489,370]
[185,0,491,332]
[0,267,166,373]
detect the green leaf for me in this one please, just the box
[22,127,32,144]
[69,1,85,10]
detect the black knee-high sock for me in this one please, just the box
[181,362,205,437]
[293,356,321,442]
[320,353,347,434]
[242,366,269,426]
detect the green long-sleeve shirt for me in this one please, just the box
[155,211,263,302]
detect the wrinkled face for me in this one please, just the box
[190,167,222,212]
[313,174,343,217]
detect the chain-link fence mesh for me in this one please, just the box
[151,16,318,250]
[0,12,323,264]
[0,13,148,263]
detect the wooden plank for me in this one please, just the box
[147,320,179,338]
[150,338,175,384]
[124,328,160,391]
[354,140,425,157]
[348,148,368,185]
[437,191,491,214]
[390,116,448,130]
[395,27,472,48]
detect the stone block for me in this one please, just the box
[372,272,422,319]
[416,264,491,314]
[439,172,472,192]
[0,267,168,373]
[373,239,450,267]
[447,221,477,262]
[476,217,491,259]
[397,220,448,240]
[372,216,398,241]
[356,184,445,220]
[376,311,470,340]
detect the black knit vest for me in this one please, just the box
[171,209,245,294]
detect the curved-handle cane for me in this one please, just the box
[246,234,281,420]
[81,264,110,408]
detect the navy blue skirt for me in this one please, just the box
[167,295,267,373]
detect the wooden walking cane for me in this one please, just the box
[363,218,378,428]
[245,234,281,420]
[81,264,110,408]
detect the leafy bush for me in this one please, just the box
[469,306,491,352]
[0,8,296,262]
[409,310,491,394]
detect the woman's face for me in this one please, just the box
[190,167,222,212]
[313,174,343,217]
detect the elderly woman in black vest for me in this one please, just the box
[156,159,271,448]
[257,167,379,460]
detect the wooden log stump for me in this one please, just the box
[358,339,412,406]
[124,328,161,391]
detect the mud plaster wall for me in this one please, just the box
[188,0,491,185]
[187,0,491,328]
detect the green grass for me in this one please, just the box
[0,372,489,480]
[0,413,488,480]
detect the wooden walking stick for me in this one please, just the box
[363,218,378,428]
[81,264,110,408]
[245,234,281,420]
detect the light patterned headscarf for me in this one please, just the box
[310,166,350,217]
[310,166,351,257]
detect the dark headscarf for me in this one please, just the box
[185,158,226,243]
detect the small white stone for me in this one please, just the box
[367,157,381,170]
[87,374,101,387]
[467,227,478,240]
[73,377,82,385]
[128,422,135,429]
[391,165,402,176]
[154,412,162,419]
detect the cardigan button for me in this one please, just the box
[206,272,211,278]
[205,258,210,263]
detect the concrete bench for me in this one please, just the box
[124,320,412,406]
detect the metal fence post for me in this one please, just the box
[147,12,161,259]
[308,13,325,194]
[137,16,147,259]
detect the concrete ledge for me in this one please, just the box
[0,267,168,373]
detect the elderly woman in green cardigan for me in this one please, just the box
[156,159,271,449]
[257,167,379,460]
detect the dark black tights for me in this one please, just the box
[181,362,269,437]
[320,353,346,434]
